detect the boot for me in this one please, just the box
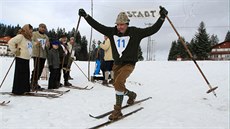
[109,79,114,84]
[59,83,64,87]
[125,90,137,105]
[64,81,72,86]
[102,80,108,85]
[54,82,60,89]
[68,75,73,80]
[108,94,124,120]
[30,81,42,90]
[108,105,123,120]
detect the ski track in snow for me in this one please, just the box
[0,57,229,129]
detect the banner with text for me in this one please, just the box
[125,8,160,19]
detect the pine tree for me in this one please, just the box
[90,39,97,61]
[224,31,230,42]
[191,21,211,60]
[177,37,189,59]
[168,37,189,60]
[77,36,88,61]
[0,24,6,36]
[168,41,177,60]
[13,24,21,36]
[47,28,57,42]
[138,45,144,61]
[210,34,219,46]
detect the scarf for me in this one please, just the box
[17,24,33,41]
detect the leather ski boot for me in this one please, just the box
[126,90,137,105]
[108,94,124,120]
[102,80,108,86]
[64,81,72,86]
[108,105,123,120]
[108,79,114,84]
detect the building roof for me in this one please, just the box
[212,41,230,49]
[0,36,11,44]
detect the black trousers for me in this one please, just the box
[48,68,60,89]
[12,57,30,94]
[105,61,114,71]
[31,57,46,83]
[62,63,70,82]
[57,64,70,83]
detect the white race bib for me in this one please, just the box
[27,41,33,56]
[113,36,130,58]
[37,38,46,49]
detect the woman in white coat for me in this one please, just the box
[8,24,33,95]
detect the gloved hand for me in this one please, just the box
[159,6,168,19]
[78,8,87,17]
[71,56,76,61]
[15,48,21,56]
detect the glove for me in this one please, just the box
[15,48,21,56]
[159,6,168,19]
[78,8,87,17]
[71,57,76,61]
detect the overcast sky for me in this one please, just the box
[1,0,229,60]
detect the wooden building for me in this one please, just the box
[210,41,230,60]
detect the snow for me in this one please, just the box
[0,57,229,129]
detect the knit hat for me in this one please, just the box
[52,41,60,45]
[115,12,130,24]
[39,23,47,29]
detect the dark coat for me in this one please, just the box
[48,48,60,69]
[85,15,164,65]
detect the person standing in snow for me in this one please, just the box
[8,24,33,95]
[47,41,61,89]
[30,23,50,90]
[79,6,168,120]
[58,35,72,86]
[67,37,76,80]
[100,36,114,85]
[93,44,104,76]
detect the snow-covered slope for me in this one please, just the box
[0,57,229,129]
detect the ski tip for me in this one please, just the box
[0,100,10,105]
[139,107,144,110]
[89,114,94,117]
[89,114,97,119]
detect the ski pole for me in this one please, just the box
[35,46,41,92]
[160,6,218,97]
[66,16,82,73]
[74,16,81,40]
[0,58,15,88]
[73,61,88,80]
[31,44,41,92]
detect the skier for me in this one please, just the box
[58,35,72,86]
[31,23,50,90]
[100,36,114,85]
[47,41,61,89]
[8,24,33,95]
[93,45,104,76]
[67,37,76,80]
[79,6,168,120]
